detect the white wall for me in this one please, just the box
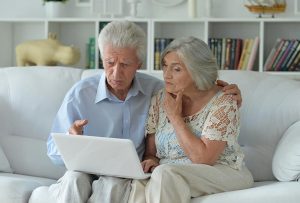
[0,0,298,19]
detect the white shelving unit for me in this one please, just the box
[1,17,300,78]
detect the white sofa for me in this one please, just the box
[0,66,299,203]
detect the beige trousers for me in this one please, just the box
[128,164,254,203]
[48,171,132,203]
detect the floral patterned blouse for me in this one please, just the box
[145,89,244,170]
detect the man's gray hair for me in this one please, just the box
[161,36,218,90]
[98,20,146,64]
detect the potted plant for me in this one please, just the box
[43,0,69,18]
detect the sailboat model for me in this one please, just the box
[245,0,286,17]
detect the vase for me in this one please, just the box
[205,0,211,17]
[188,0,197,18]
[45,2,65,18]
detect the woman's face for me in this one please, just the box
[162,51,196,94]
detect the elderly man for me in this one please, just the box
[46,20,242,203]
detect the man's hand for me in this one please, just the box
[216,80,242,108]
[69,119,88,135]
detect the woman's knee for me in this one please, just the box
[151,164,177,181]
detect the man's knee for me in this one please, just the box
[63,171,93,186]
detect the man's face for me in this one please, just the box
[102,44,141,97]
[162,51,195,94]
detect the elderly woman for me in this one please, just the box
[129,37,254,203]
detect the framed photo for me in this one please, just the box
[76,0,92,7]
[295,0,300,14]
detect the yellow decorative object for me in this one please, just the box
[16,33,80,66]
[244,0,286,18]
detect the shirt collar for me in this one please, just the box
[94,72,146,103]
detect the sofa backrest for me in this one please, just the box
[0,67,299,181]
[219,71,300,181]
[81,69,300,181]
[0,67,83,179]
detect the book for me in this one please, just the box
[234,39,243,70]
[208,38,214,52]
[220,38,227,70]
[88,37,96,69]
[247,37,259,70]
[238,39,249,70]
[271,39,290,71]
[289,50,300,71]
[216,38,223,69]
[98,21,110,69]
[229,38,236,69]
[264,39,285,71]
[153,38,174,70]
[224,38,232,70]
[285,40,300,70]
[276,40,298,71]
[154,38,161,70]
[214,38,218,63]
[242,38,254,70]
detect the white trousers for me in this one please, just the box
[48,171,132,203]
[128,164,254,203]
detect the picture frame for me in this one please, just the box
[76,0,92,7]
[92,0,123,17]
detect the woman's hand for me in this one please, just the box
[141,158,159,173]
[216,80,242,108]
[163,90,183,121]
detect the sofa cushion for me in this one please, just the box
[191,181,300,203]
[0,67,80,179]
[28,186,55,203]
[272,121,300,181]
[0,173,56,203]
[0,145,12,173]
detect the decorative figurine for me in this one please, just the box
[16,33,80,66]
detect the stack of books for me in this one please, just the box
[208,37,259,71]
[264,38,300,71]
[98,21,110,69]
[154,38,174,70]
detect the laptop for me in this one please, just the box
[51,133,151,179]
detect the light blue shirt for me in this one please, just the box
[47,72,163,165]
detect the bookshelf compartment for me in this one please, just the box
[208,22,260,71]
[0,22,14,67]
[151,21,205,71]
[135,21,149,70]
[208,21,260,39]
[48,21,96,69]
[153,21,205,39]
[264,22,300,72]
[0,21,45,67]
